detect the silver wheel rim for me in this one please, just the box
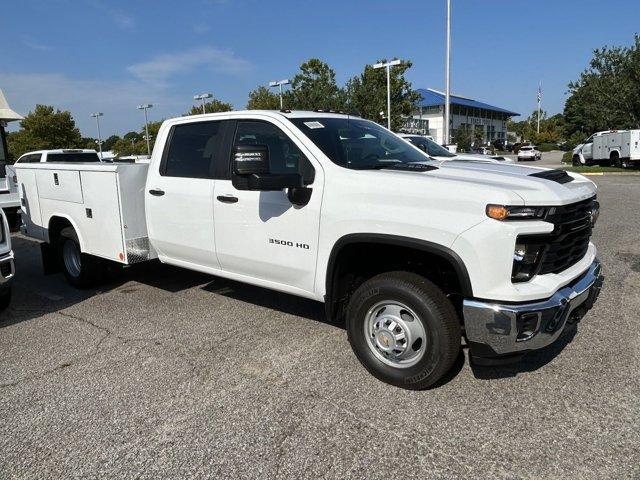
[63,240,82,278]
[364,301,427,368]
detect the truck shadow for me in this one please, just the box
[468,327,577,380]
[201,278,332,327]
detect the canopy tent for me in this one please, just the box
[0,88,23,123]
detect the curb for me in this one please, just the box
[579,172,640,176]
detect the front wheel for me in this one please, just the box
[346,271,461,390]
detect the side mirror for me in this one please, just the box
[231,144,302,192]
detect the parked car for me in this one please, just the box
[398,134,512,163]
[0,208,14,311]
[13,149,101,165]
[517,145,541,161]
[572,130,640,168]
[16,110,603,389]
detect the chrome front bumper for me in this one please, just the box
[0,251,15,289]
[463,259,603,360]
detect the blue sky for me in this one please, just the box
[1,0,638,137]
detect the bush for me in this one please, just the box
[562,151,573,163]
[537,143,559,152]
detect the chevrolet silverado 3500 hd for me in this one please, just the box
[16,111,604,389]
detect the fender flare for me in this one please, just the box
[324,233,473,320]
[47,214,86,252]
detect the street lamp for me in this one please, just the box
[373,59,402,130]
[444,0,452,145]
[90,112,104,159]
[194,93,213,114]
[137,104,153,157]
[269,79,290,110]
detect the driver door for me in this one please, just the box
[582,135,594,160]
[213,118,323,293]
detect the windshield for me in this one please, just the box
[406,136,455,157]
[47,152,100,163]
[289,117,432,169]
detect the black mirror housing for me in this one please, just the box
[232,172,302,191]
[233,144,269,175]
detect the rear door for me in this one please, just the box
[213,118,323,293]
[145,118,231,269]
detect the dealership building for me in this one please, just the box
[402,88,519,144]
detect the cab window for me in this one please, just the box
[233,120,315,185]
[162,121,224,178]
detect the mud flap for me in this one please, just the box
[41,242,61,275]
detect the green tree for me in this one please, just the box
[286,59,346,111]
[246,86,281,110]
[453,125,473,152]
[185,98,233,116]
[113,120,163,156]
[102,134,120,151]
[345,59,421,131]
[7,104,82,161]
[564,35,640,135]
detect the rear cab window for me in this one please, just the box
[161,120,226,179]
[46,152,100,163]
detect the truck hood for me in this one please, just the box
[380,160,597,206]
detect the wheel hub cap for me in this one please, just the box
[365,301,427,368]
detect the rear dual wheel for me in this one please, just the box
[346,271,461,390]
[58,227,103,288]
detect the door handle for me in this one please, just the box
[217,195,238,204]
[149,189,165,196]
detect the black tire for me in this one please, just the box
[58,227,102,288]
[572,155,582,167]
[0,288,10,311]
[611,152,622,168]
[346,271,461,390]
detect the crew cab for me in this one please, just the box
[0,208,14,311]
[517,145,541,161]
[16,111,603,389]
[398,134,512,163]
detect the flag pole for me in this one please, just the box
[537,81,541,134]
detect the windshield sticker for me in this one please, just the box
[304,121,324,129]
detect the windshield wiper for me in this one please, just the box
[353,162,438,171]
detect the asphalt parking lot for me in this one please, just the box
[1,175,639,479]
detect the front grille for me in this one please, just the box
[520,197,596,276]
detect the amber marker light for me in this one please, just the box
[486,205,509,221]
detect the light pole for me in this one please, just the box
[373,59,402,130]
[137,104,153,156]
[269,79,290,109]
[444,0,452,145]
[194,93,213,114]
[90,112,104,159]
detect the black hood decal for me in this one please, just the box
[529,169,574,184]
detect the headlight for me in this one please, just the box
[486,204,547,221]
[512,242,543,282]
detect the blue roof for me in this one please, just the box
[415,88,519,116]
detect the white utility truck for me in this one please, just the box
[16,111,604,389]
[572,129,640,168]
[0,88,23,226]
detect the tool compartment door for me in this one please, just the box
[77,171,126,261]
[36,169,84,203]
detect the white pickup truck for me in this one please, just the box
[16,111,604,389]
[572,130,640,168]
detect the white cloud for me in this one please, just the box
[87,0,135,30]
[127,46,251,85]
[0,72,183,136]
[22,36,52,52]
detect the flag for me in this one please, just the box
[537,82,542,103]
